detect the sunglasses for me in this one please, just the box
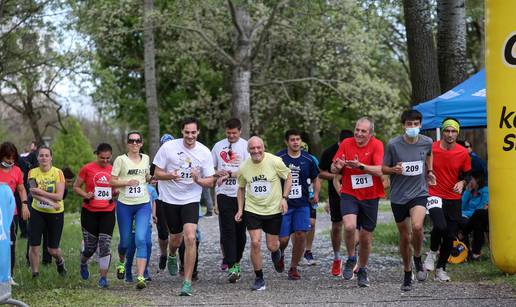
[127,139,142,144]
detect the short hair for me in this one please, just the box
[225,118,242,130]
[471,170,486,189]
[181,117,200,130]
[127,131,143,141]
[0,142,19,160]
[339,129,353,142]
[356,117,375,134]
[37,145,53,156]
[62,167,75,179]
[401,110,422,124]
[285,129,302,141]
[95,143,112,154]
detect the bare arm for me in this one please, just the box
[153,165,180,181]
[312,176,321,204]
[31,182,65,201]
[73,176,93,199]
[110,175,139,188]
[318,170,335,181]
[235,186,245,222]
[17,183,30,220]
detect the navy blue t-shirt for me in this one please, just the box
[276,149,319,208]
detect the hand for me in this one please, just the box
[333,155,346,171]
[453,180,465,194]
[279,198,288,215]
[346,154,361,169]
[426,172,437,186]
[191,168,200,183]
[310,194,319,204]
[29,187,43,196]
[392,162,403,175]
[214,204,219,215]
[52,202,61,210]
[215,170,229,177]
[235,210,243,222]
[85,192,94,199]
[127,179,140,186]
[22,204,30,220]
[170,170,180,181]
[216,175,228,187]
[152,214,158,224]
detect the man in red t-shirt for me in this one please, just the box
[423,118,471,282]
[330,117,384,287]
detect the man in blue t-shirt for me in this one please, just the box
[276,129,320,280]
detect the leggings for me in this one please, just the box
[428,201,460,270]
[461,209,489,254]
[217,195,246,267]
[126,223,152,278]
[116,201,151,259]
[11,216,17,275]
[80,208,115,270]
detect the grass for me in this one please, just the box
[11,213,133,306]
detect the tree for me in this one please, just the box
[402,0,441,104]
[143,0,160,158]
[52,117,95,174]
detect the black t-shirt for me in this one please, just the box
[319,143,340,205]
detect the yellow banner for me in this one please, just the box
[486,0,516,273]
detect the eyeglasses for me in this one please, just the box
[127,139,142,144]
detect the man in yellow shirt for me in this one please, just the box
[236,136,292,291]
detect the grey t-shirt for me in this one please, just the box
[383,135,433,204]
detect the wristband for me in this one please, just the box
[282,196,288,200]
[427,169,434,174]
[359,164,365,170]
[22,200,29,205]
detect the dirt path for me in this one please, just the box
[114,210,515,306]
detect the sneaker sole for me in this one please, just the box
[416,271,428,282]
[117,271,125,280]
[343,264,358,280]
[228,273,239,283]
[251,285,266,291]
[136,283,146,290]
[179,292,192,296]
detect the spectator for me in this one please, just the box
[457,140,487,179]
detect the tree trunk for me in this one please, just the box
[402,0,441,104]
[143,0,160,158]
[437,0,467,92]
[230,6,252,139]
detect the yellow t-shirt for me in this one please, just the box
[28,166,65,213]
[237,152,291,216]
[112,154,150,205]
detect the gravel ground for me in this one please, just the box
[114,210,515,306]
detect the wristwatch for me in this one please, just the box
[282,195,288,200]
[427,169,434,174]
[359,164,365,170]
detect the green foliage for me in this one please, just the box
[52,117,95,175]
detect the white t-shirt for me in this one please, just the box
[211,138,249,197]
[153,139,215,205]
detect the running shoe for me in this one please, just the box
[204,211,213,217]
[220,261,229,271]
[158,255,167,271]
[400,271,413,291]
[434,268,451,282]
[136,275,146,289]
[414,256,428,281]
[342,258,357,280]
[180,280,192,296]
[303,251,317,266]
[423,251,436,272]
[32,272,39,278]
[80,263,89,280]
[356,267,369,287]
[272,251,285,273]
[168,255,178,276]
[9,278,18,286]
[251,277,266,291]
[56,259,67,276]
[125,271,134,283]
[288,267,301,280]
[98,276,109,288]
[331,259,342,276]
[228,264,240,283]
[116,262,125,280]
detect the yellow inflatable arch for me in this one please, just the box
[486,0,516,274]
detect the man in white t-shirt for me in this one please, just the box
[153,117,215,296]
[211,118,249,283]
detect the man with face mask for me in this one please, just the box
[382,110,435,291]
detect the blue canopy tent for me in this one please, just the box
[413,69,486,132]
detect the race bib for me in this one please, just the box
[351,174,373,189]
[402,161,424,176]
[250,181,271,197]
[178,167,194,183]
[94,187,112,200]
[125,185,144,198]
[426,196,443,210]
[37,201,54,209]
[288,184,302,199]
[224,177,237,186]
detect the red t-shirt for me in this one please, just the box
[429,141,471,200]
[78,162,114,212]
[0,165,23,215]
[333,137,385,200]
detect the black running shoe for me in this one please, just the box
[401,271,413,291]
[356,267,369,287]
[158,255,167,271]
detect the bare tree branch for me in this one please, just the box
[250,0,288,61]
[227,0,244,38]
[251,77,346,98]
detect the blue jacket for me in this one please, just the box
[461,186,489,219]
[0,184,15,283]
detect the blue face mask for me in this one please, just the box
[405,127,420,138]
[1,161,14,169]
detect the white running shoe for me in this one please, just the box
[10,278,19,286]
[434,268,451,282]
[423,251,436,272]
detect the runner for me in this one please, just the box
[300,141,320,266]
[73,143,115,288]
[211,118,249,283]
[277,130,319,280]
[330,117,384,287]
[155,133,174,272]
[423,118,471,282]
[153,117,215,296]
[382,110,435,291]
[318,129,353,276]
[235,136,292,291]
[110,131,151,290]
[28,146,67,277]
[0,142,30,285]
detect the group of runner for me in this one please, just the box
[1,110,473,296]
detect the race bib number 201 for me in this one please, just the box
[351,174,373,189]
